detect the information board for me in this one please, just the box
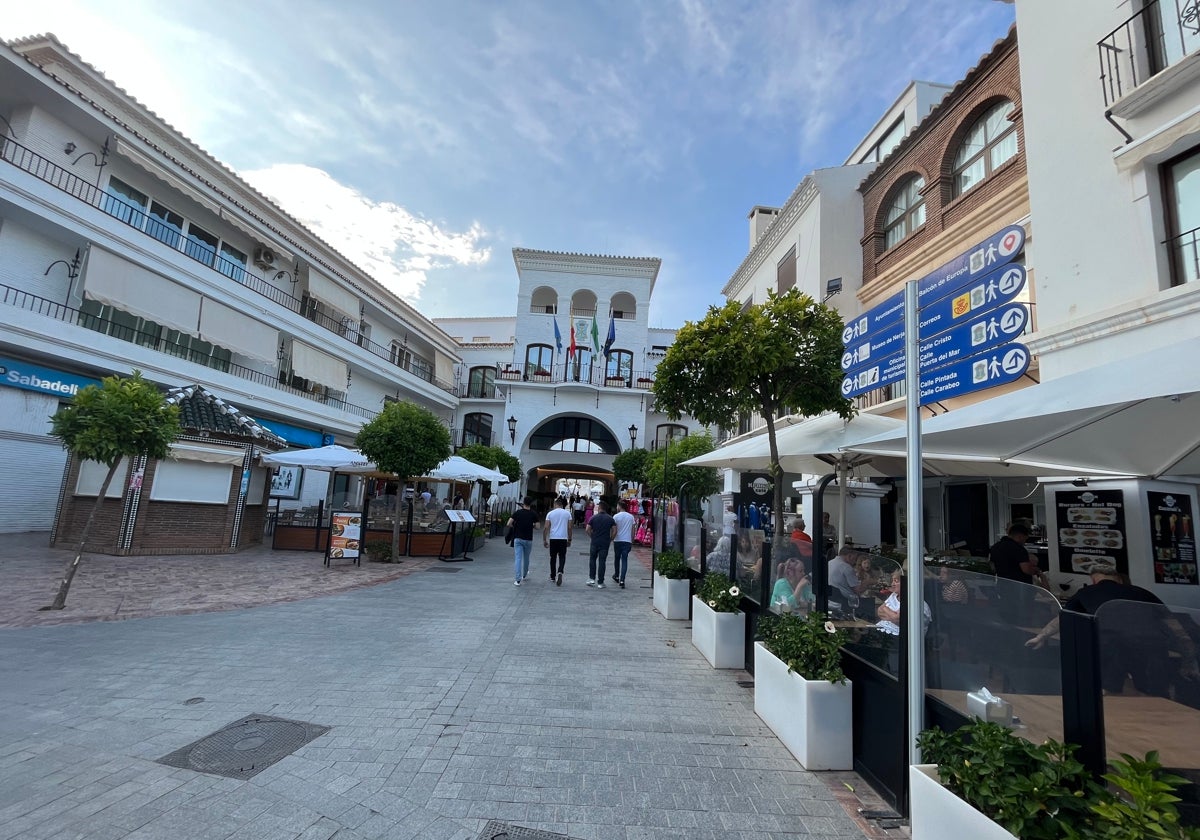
[329,511,362,561]
[1053,489,1127,575]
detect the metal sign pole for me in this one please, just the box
[904,279,925,766]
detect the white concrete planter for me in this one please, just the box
[690,597,745,668]
[909,765,1017,840]
[652,572,690,619]
[753,641,852,770]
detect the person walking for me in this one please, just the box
[543,496,573,586]
[506,497,539,586]
[586,501,616,589]
[610,499,636,588]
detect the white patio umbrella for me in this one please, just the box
[843,337,1200,479]
[261,444,379,473]
[425,455,506,482]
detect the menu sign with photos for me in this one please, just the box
[1053,489,1128,575]
[1147,491,1198,585]
[329,511,362,561]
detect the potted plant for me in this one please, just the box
[605,375,627,387]
[653,550,690,620]
[753,611,851,770]
[635,376,653,389]
[499,367,521,380]
[692,572,745,668]
[913,720,1199,840]
[531,368,551,382]
[363,540,395,563]
[468,525,486,551]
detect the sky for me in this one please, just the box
[3,0,1016,328]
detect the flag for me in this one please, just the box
[568,319,577,359]
[590,314,600,353]
[602,315,616,359]
[553,316,562,353]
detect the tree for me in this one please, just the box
[611,447,650,488]
[652,289,851,545]
[644,434,722,506]
[356,400,451,561]
[454,443,520,483]
[47,371,181,610]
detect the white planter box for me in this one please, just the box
[652,572,690,619]
[909,765,1017,840]
[691,597,745,669]
[753,641,852,770]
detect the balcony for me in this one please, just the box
[490,361,655,389]
[0,137,455,395]
[1099,0,1200,108]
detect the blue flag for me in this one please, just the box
[602,315,616,359]
[553,316,562,353]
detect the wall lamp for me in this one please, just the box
[277,341,288,364]
[628,423,638,449]
[507,415,518,445]
[274,269,299,284]
[45,249,82,304]
[823,277,843,303]
[1072,478,1089,488]
[70,137,110,181]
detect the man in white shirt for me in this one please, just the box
[543,496,573,586]
[722,504,737,536]
[610,499,637,589]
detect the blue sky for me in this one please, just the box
[4,0,1016,328]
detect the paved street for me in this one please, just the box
[0,532,896,840]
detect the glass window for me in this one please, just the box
[103,177,148,227]
[147,201,184,249]
[467,366,495,398]
[524,344,554,376]
[655,423,688,450]
[410,355,434,383]
[78,299,162,349]
[776,245,797,294]
[953,101,1018,197]
[218,243,247,282]
[884,176,926,249]
[185,224,218,267]
[1164,148,1200,286]
[605,350,633,381]
[163,329,232,373]
[390,342,410,369]
[462,413,493,447]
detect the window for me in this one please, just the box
[953,100,1018,197]
[218,243,247,282]
[1164,148,1200,286]
[655,423,688,450]
[884,176,926,249]
[162,329,232,373]
[859,117,906,164]
[185,223,219,267]
[462,413,493,447]
[467,366,496,398]
[568,348,593,382]
[410,355,434,383]
[147,200,184,249]
[524,344,554,376]
[103,177,148,226]
[605,350,633,382]
[78,299,163,349]
[390,342,410,369]
[777,245,797,294]
[529,416,620,454]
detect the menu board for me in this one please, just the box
[329,511,362,560]
[1053,489,1127,575]
[1147,491,1198,585]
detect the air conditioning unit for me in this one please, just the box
[253,247,277,269]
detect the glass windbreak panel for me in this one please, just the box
[831,551,904,676]
[147,201,184,249]
[705,530,733,580]
[924,569,1064,745]
[768,538,819,616]
[1093,601,1200,774]
[733,526,767,604]
[683,517,703,573]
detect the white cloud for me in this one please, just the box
[240,164,491,303]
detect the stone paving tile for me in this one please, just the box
[0,530,903,839]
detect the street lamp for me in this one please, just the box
[628,423,638,449]
[823,277,843,303]
[507,415,517,444]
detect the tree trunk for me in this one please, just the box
[47,460,121,610]
[390,479,406,562]
[765,414,788,557]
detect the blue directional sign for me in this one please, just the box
[917,265,1026,342]
[840,304,1029,398]
[919,343,1030,406]
[841,322,905,373]
[841,294,906,347]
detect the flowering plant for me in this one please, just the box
[654,550,688,580]
[756,610,846,683]
[696,572,740,613]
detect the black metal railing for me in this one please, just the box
[1099,0,1200,106]
[0,283,379,420]
[0,137,455,394]
[492,361,657,389]
[1166,224,1200,285]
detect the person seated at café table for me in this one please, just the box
[829,546,872,605]
[875,571,932,635]
[790,517,813,546]
[771,557,815,613]
[1025,563,1199,694]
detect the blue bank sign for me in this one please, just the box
[0,356,100,398]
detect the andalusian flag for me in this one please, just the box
[553,316,563,353]
[590,314,600,353]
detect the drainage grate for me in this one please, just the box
[476,822,579,840]
[157,714,329,780]
[424,566,463,573]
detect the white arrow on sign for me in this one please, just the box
[999,306,1024,335]
[1001,345,1029,375]
[996,266,1023,296]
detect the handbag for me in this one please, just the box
[504,524,515,545]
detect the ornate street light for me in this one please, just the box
[507,415,517,444]
[628,423,638,449]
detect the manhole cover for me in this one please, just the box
[476,822,579,840]
[157,714,329,780]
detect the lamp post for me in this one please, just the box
[823,277,843,303]
[627,423,638,449]
[507,415,517,445]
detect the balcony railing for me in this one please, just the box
[1099,0,1200,106]
[1166,224,1200,285]
[492,362,656,389]
[0,283,379,420]
[0,137,455,394]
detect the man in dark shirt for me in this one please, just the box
[585,501,616,589]
[989,522,1039,584]
[506,498,539,586]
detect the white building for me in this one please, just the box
[437,249,708,499]
[0,35,460,532]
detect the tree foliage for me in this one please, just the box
[611,446,650,486]
[455,443,520,483]
[644,433,721,500]
[652,289,851,539]
[46,371,181,609]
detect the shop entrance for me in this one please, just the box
[945,482,990,557]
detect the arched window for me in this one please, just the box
[530,286,558,314]
[466,366,495,398]
[529,416,620,454]
[606,350,633,383]
[953,100,1017,197]
[462,413,493,447]
[655,423,688,451]
[524,344,554,376]
[884,175,926,249]
[609,292,636,320]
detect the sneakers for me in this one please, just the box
[612,574,620,583]
[556,573,563,586]
[595,582,606,589]
[514,580,521,586]
[522,574,528,580]
[586,579,596,587]
[619,581,625,588]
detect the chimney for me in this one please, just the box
[748,206,780,250]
